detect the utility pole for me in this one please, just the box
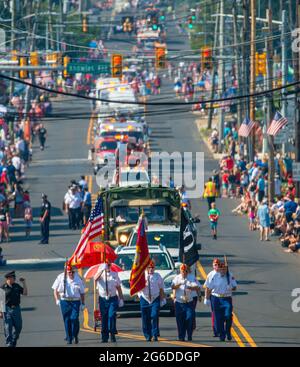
[218,0,225,153]
[232,0,242,129]
[296,1,300,197]
[281,9,288,155]
[266,7,275,202]
[249,0,256,162]
[207,2,220,130]
[9,0,16,100]
[242,0,250,158]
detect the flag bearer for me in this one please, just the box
[52,265,85,345]
[171,264,201,341]
[138,260,166,342]
[94,261,124,343]
[204,262,237,342]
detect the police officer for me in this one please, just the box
[206,258,221,337]
[52,264,85,345]
[204,262,237,342]
[172,264,201,341]
[94,261,124,343]
[203,177,217,210]
[0,271,28,347]
[138,260,166,342]
[39,193,51,244]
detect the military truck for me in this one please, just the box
[99,186,199,247]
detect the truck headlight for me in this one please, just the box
[119,234,128,245]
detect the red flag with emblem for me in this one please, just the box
[129,216,150,296]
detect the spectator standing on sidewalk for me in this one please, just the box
[24,201,33,238]
[257,198,270,241]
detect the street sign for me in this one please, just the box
[67,62,110,74]
[292,162,300,181]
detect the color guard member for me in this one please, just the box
[52,265,85,345]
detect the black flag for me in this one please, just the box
[179,208,199,266]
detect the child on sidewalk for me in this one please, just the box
[24,201,33,238]
[248,205,257,231]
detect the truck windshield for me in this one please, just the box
[115,253,172,271]
[114,205,166,223]
[130,231,179,248]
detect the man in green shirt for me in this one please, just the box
[208,202,221,240]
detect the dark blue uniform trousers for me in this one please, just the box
[175,301,194,340]
[140,296,160,340]
[60,300,80,343]
[3,306,22,347]
[99,296,118,341]
[211,295,233,340]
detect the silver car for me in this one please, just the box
[114,245,179,315]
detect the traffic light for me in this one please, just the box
[63,56,70,78]
[187,17,193,29]
[30,51,39,66]
[191,9,196,21]
[255,52,267,76]
[152,23,158,31]
[155,46,166,69]
[82,15,88,33]
[160,11,165,21]
[19,57,28,79]
[201,47,213,70]
[11,50,18,62]
[111,54,123,77]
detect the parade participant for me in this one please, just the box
[172,264,201,341]
[94,261,124,343]
[82,187,92,225]
[208,202,221,240]
[188,264,202,331]
[52,264,85,345]
[138,260,166,342]
[204,262,237,342]
[0,271,28,347]
[37,123,47,150]
[205,259,221,337]
[204,177,217,209]
[65,185,82,230]
[39,193,51,244]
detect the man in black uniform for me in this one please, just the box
[39,193,51,244]
[0,271,28,347]
[38,123,47,151]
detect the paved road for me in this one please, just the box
[1,9,300,348]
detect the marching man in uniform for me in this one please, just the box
[206,258,221,337]
[204,262,237,342]
[0,271,27,347]
[138,259,166,342]
[94,261,124,343]
[52,264,85,345]
[172,264,201,341]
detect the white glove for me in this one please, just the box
[80,304,86,312]
[118,299,124,308]
[203,298,211,306]
[160,298,167,307]
[56,299,61,306]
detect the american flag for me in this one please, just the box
[238,117,255,137]
[267,111,288,136]
[69,197,104,266]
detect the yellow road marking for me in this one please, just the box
[196,260,256,347]
[231,327,245,347]
[232,314,257,347]
[87,115,93,145]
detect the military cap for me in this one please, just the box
[5,270,16,278]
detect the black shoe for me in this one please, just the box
[187,337,192,341]
[67,340,72,344]
[227,334,232,341]
[114,330,118,335]
[213,334,219,338]
[110,334,116,343]
[219,337,225,342]
[178,338,185,342]
[153,337,158,341]
[146,337,152,342]
[101,339,108,343]
[74,337,79,344]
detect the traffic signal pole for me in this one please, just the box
[217,0,225,153]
